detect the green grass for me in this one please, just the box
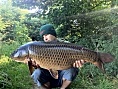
[0,56,33,89]
[68,62,118,89]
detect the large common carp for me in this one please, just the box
[11,41,114,78]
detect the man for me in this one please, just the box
[30,24,85,89]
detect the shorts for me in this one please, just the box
[31,67,79,88]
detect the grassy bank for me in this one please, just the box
[0,56,33,89]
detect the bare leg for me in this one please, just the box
[60,78,71,89]
[43,82,51,89]
[39,85,49,89]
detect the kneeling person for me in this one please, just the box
[31,24,85,89]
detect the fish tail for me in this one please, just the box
[99,53,114,63]
[93,52,114,73]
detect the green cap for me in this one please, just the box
[40,24,57,38]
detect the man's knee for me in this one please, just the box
[62,68,79,81]
[31,68,41,86]
[31,68,41,79]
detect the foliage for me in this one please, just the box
[0,41,21,56]
[95,35,118,76]
[69,64,118,89]
[0,55,33,89]
[0,16,6,30]
[11,0,118,45]
[23,16,47,41]
[46,0,113,42]
[0,0,30,43]
[0,0,118,89]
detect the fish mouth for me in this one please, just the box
[13,58,26,63]
[10,54,27,63]
[10,51,17,59]
[10,50,20,59]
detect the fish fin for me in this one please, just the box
[49,69,58,79]
[93,61,105,73]
[28,59,34,75]
[99,53,114,63]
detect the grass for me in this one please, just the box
[68,63,118,89]
[0,55,33,89]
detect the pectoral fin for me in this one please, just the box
[93,61,105,73]
[28,59,34,75]
[49,69,58,79]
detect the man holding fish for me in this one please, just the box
[11,24,114,89]
[30,24,85,89]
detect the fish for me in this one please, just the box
[11,41,114,78]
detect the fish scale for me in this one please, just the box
[11,41,114,73]
[28,44,95,70]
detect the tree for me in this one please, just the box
[0,0,31,43]
[7,0,118,47]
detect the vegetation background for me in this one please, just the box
[0,0,118,89]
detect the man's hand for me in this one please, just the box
[26,58,40,68]
[73,60,85,68]
[31,60,40,68]
[26,58,40,75]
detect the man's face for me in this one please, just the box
[43,34,56,42]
